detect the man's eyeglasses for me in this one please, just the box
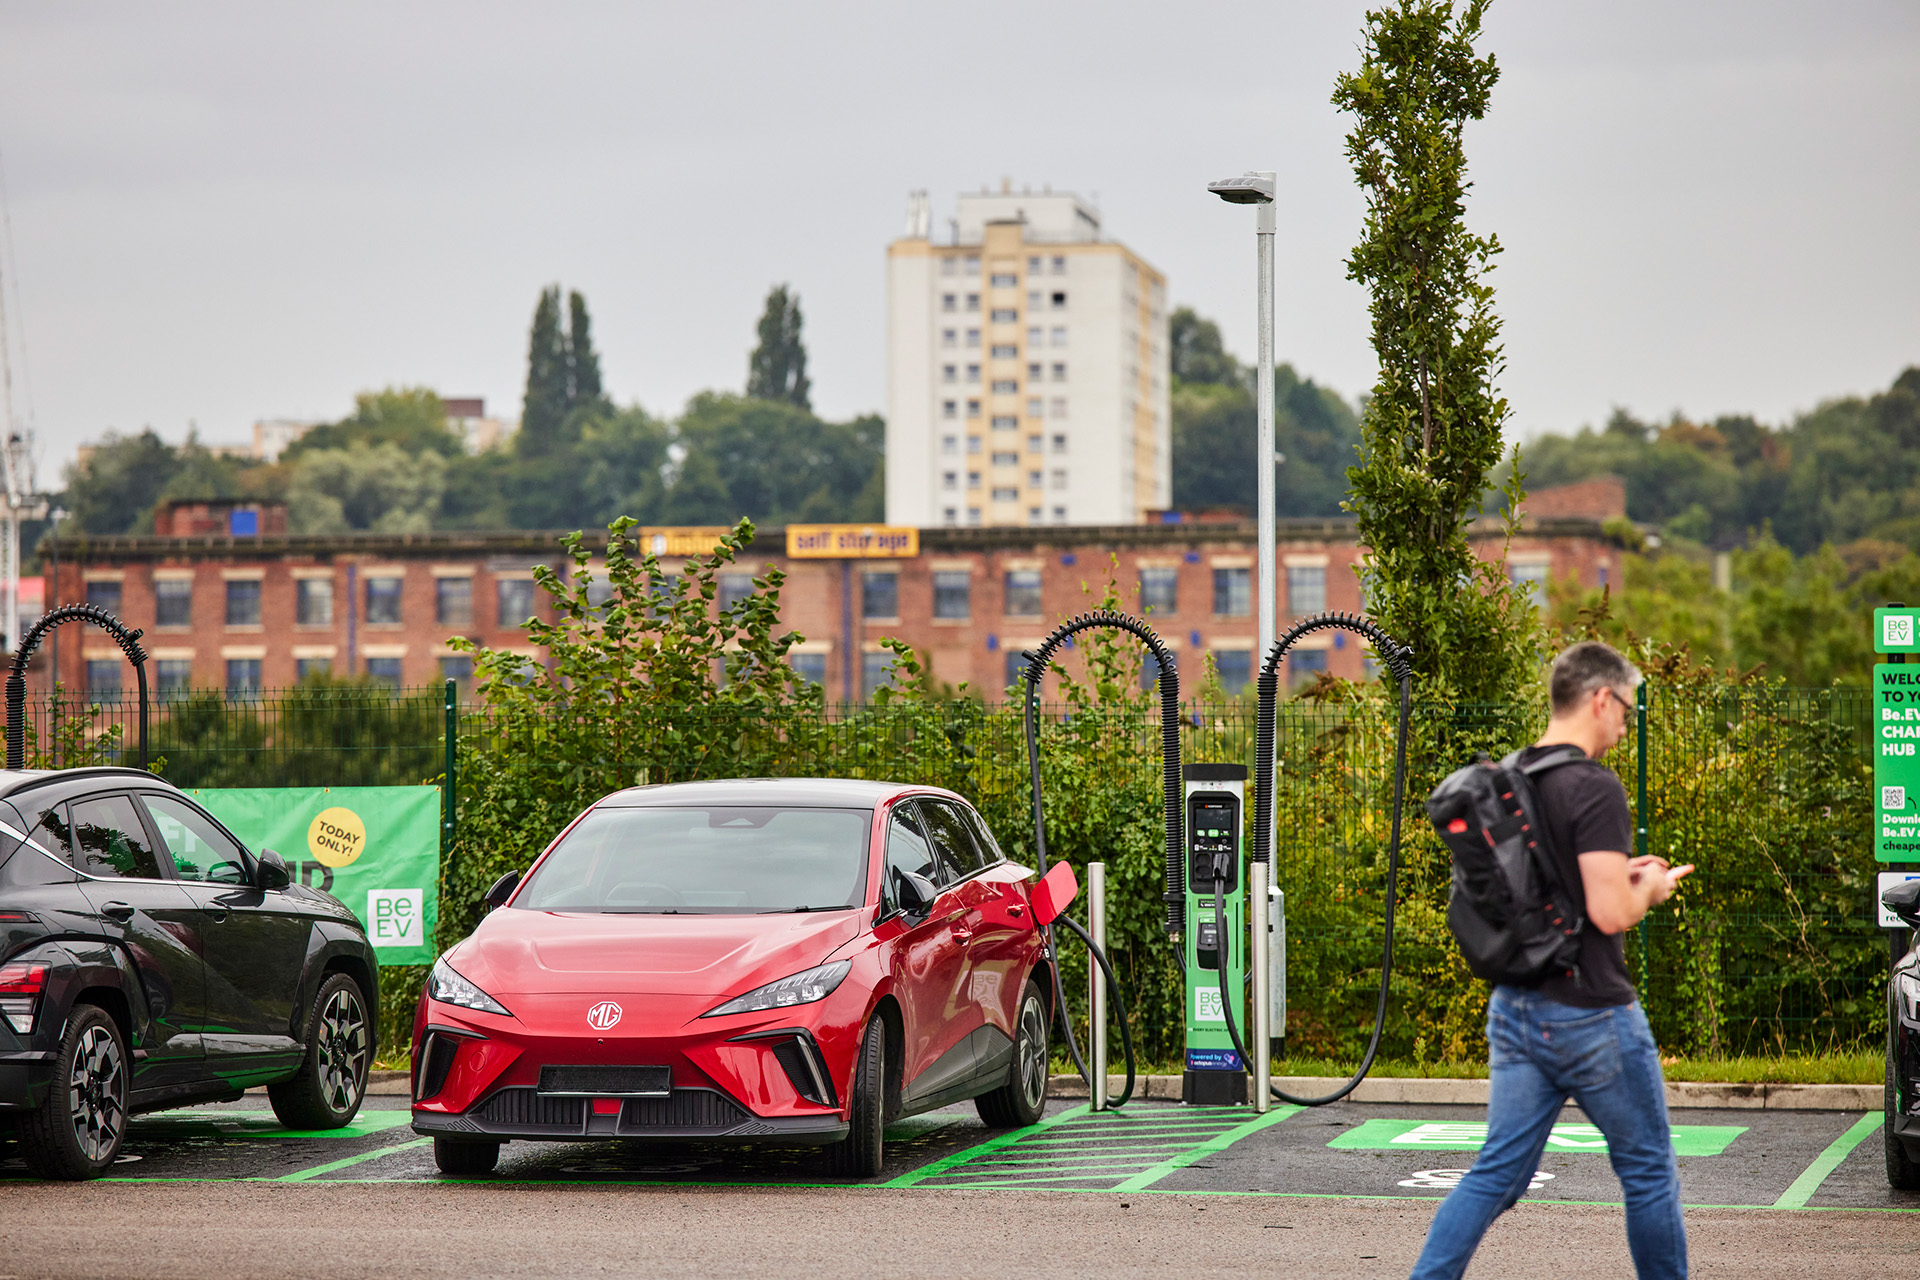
[1604,688,1634,715]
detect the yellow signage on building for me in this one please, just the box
[785,524,920,559]
[635,527,733,559]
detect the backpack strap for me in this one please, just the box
[1497,745,1592,924]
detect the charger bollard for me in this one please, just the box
[1089,861,1107,1112]
[1183,763,1249,1105]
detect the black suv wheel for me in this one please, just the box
[19,1004,129,1180]
[269,973,371,1130]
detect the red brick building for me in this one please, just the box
[42,498,1623,703]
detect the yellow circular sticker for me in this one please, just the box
[307,807,368,868]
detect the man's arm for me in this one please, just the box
[1578,852,1692,935]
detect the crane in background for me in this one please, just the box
[0,157,48,655]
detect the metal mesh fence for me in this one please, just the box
[23,679,1885,1056]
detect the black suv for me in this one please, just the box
[0,767,379,1178]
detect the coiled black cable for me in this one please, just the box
[1212,611,1414,1107]
[1023,609,1183,1110]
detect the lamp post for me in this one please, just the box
[1207,169,1277,1112]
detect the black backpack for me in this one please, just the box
[1426,747,1588,988]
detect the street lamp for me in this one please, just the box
[1208,169,1277,1113]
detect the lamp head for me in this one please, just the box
[1207,173,1275,205]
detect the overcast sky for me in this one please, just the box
[3,1,1916,490]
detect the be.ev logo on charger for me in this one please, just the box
[367,889,423,949]
[1888,614,1916,650]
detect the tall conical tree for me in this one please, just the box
[747,284,811,410]
[519,286,570,458]
[567,290,604,406]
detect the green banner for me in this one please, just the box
[1327,1117,1745,1157]
[192,785,440,966]
[1875,663,1920,862]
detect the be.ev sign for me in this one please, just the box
[1875,608,1920,862]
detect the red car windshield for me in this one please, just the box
[514,806,871,914]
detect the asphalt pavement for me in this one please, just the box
[2,1093,1916,1278]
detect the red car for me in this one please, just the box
[410,779,1068,1176]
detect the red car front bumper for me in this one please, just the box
[409,986,866,1146]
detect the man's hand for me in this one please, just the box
[1627,856,1693,907]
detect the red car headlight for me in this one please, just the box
[701,960,852,1018]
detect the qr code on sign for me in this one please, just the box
[1886,786,1908,812]
[1888,614,1915,647]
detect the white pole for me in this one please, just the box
[1088,860,1107,1112]
[1250,176,1277,1113]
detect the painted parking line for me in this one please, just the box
[883,1104,1299,1192]
[280,1138,432,1182]
[131,1108,416,1141]
[1773,1112,1883,1210]
[1329,1118,1747,1157]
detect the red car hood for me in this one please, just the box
[449,907,865,998]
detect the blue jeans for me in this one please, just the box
[1410,987,1687,1279]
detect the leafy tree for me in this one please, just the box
[1171,362,1361,518]
[518,286,571,458]
[518,286,610,459]
[1333,0,1539,701]
[1168,307,1243,386]
[567,290,604,407]
[62,429,184,534]
[1511,367,1920,556]
[669,393,880,525]
[284,389,460,461]
[747,284,811,410]
[286,444,448,534]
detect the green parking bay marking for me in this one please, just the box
[885,1104,1301,1191]
[132,1109,415,1141]
[1329,1118,1746,1157]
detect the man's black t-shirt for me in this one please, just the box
[1517,743,1637,1008]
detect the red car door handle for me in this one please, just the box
[953,928,974,943]
[1007,904,1025,918]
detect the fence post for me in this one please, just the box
[1635,679,1651,996]
[441,678,458,854]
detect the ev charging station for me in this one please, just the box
[1182,764,1250,1105]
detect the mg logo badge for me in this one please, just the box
[586,1001,622,1031]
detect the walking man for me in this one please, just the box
[1411,641,1695,1279]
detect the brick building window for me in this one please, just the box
[790,652,826,687]
[225,659,262,696]
[225,580,262,627]
[1212,568,1250,618]
[1004,570,1042,617]
[861,571,898,620]
[439,655,473,686]
[366,657,402,685]
[933,571,971,620]
[718,573,754,612]
[296,579,333,627]
[87,580,123,616]
[155,659,193,698]
[861,651,892,701]
[1140,568,1177,615]
[154,580,192,628]
[86,660,122,705]
[295,658,331,683]
[1216,650,1253,695]
[366,577,403,625]
[1004,649,1036,690]
[497,579,535,628]
[1289,649,1329,687]
[1140,651,1165,692]
[1286,565,1326,617]
[436,577,473,627]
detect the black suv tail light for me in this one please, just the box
[0,961,48,1034]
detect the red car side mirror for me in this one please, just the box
[1030,862,1079,927]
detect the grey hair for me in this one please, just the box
[1549,641,1642,715]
